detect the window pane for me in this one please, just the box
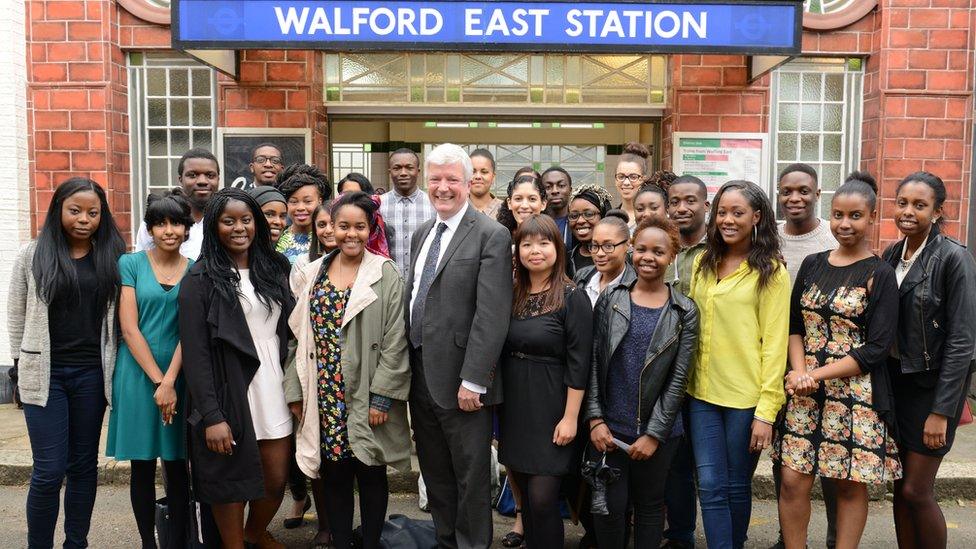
[778,104,798,131]
[147,69,167,96]
[147,98,167,126]
[823,104,843,132]
[169,70,189,96]
[170,99,189,126]
[821,164,842,191]
[192,129,212,150]
[801,104,822,131]
[148,129,167,156]
[825,74,844,102]
[820,192,834,216]
[800,135,820,161]
[191,70,210,96]
[192,99,211,126]
[802,73,822,101]
[779,73,799,101]
[778,133,797,161]
[149,158,169,186]
[823,134,842,162]
[170,130,189,155]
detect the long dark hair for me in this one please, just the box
[199,188,291,310]
[308,202,333,262]
[512,214,572,317]
[32,177,125,315]
[698,180,782,289]
[497,172,547,233]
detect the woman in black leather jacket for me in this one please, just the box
[584,216,699,548]
[882,171,976,549]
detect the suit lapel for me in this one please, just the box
[433,208,478,279]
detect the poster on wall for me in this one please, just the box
[217,128,312,189]
[672,132,769,199]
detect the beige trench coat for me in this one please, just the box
[285,250,412,477]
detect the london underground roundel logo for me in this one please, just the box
[803,0,879,30]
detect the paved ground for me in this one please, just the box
[0,485,974,548]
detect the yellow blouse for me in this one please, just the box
[687,254,790,423]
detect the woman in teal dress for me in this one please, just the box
[107,191,193,549]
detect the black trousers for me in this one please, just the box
[320,457,388,549]
[409,350,493,549]
[593,437,680,549]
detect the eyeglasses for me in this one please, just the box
[253,155,283,165]
[614,173,643,183]
[568,211,600,221]
[587,239,629,254]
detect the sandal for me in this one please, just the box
[501,509,524,548]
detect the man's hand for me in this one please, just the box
[457,386,484,412]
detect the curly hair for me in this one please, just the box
[633,214,680,255]
[497,172,547,234]
[276,163,333,201]
[697,180,783,289]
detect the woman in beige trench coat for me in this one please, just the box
[285,191,411,549]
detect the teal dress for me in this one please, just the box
[106,252,190,461]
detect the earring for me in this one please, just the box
[753,225,758,241]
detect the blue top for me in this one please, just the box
[606,302,663,439]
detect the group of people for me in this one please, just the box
[7,138,975,549]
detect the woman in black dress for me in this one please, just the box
[882,172,976,549]
[499,214,593,548]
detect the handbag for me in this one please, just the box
[959,400,973,427]
[352,514,438,549]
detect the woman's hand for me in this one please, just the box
[785,371,818,397]
[205,422,235,455]
[154,381,178,425]
[368,407,389,427]
[589,420,615,452]
[628,435,659,461]
[750,419,773,453]
[553,417,578,446]
[288,402,304,422]
[923,413,949,450]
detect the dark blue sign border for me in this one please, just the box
[172,0,802,55]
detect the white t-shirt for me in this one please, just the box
[135,219,204,260]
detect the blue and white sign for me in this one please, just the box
[173,1,802,54]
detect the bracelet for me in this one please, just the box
[589,420,606,432]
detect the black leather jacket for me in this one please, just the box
[882,225,976,418]
[584,278,699,441]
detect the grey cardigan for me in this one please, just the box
[7,241,118,407]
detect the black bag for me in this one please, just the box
[352,514,438,549]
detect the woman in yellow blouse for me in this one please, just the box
[687,180,791,549]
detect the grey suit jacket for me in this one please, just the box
[405,205,513,409]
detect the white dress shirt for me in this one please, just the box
[408,202,485,394]
[584,267,625,307]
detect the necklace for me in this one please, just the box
[148,249,185,284]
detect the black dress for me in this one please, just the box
[499,286,593,476]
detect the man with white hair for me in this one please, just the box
[405,143,513,548]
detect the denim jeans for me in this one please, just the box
[664,404,697,546]
[688,398,756,549]
[23,364,106,549]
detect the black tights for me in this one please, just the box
[510,471,564,548]
[893,451,946,549]
[320,457,388,549]
[130,459,189,549]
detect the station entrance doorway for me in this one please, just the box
[328,118,660,202]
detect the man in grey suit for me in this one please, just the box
[406,143,513,549]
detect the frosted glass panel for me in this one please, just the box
[778,104,798,131]
[778,134,797,160]
[779,73,800,101]
[800,135,820,161]
[801,105,821,131]
[169,70,188,96]
[823,134,842,162]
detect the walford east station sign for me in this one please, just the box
[173,1,803,55]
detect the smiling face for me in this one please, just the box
[332,204,370,259]
[150,218,188,253]
[260,201,288,243]
[632,226,675,283]
[249,145,283,186]
[715,189,760,248]
[634,191,666,226]
[614,160,643,202]
[217,199,255,262]
[180,157,220,212]
[667,182,708,236]
[895,181,941,240]
[61,190,101,245]
[569,198,601,243]
[778,170,819,225]
[542,171,571,215]
[427,162,469,218]
[507,181,546,226]
[314,208,337,251]
[287,185,322,231]
[590,223,629,275]
[518,233,557,275]
[830,193,874,249]
[389,152,420,196]
[470,155,495,199]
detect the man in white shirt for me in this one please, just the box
[405,143,513,549]
[135,148,219,259]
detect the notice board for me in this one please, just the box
[672,132,770,199]
[217,128,312,189]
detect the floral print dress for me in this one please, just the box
[773,252,902,484]
[309,269,353,461]
[276,229,311,264]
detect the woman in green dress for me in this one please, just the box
[107,191,193,549]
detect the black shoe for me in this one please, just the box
[283,496,312,529]
[660,540,694,549]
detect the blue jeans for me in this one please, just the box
[688,398,755,549]
[663,405,697,546]
[23,364,106,549]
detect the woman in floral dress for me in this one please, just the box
[773,173,900,549]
